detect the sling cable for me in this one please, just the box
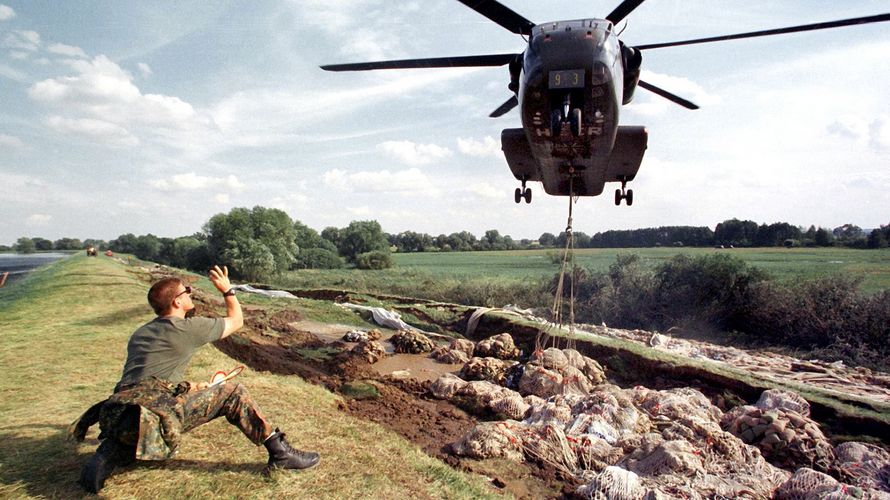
[535,175,581,358]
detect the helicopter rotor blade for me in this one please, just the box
[321,53,520,72]
[489,95,518,117]
[606,0,647,25]
[455,0,536,35]
[637,80,699,110]
[635,13,890,50]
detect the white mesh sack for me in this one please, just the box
[575,466,648,500]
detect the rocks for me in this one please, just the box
[389,329,434,354]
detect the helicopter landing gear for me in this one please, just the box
[569,107,582,137]
[514,178,532,204]
[551,93,583,138]
[614,177,633,206]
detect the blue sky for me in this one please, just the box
[1,1,888,245]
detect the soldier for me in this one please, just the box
[70,265,319,493]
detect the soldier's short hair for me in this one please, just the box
[148,277,183,315]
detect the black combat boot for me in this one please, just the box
[78,439,134,493]
[263,428,320,471]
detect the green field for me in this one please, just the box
[279,247,890,296]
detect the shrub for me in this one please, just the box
[653,253,768,330]
[295,248,344,269]
[355,251,393,270]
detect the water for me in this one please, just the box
[0,252,69,286]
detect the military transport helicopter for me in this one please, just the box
[322,1,890,206]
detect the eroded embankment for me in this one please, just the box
[200,284,890,497]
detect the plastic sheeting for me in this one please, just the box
[231,284,297,299]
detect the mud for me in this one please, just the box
[198,294,567,498]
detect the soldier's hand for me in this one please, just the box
[209,265,232,294]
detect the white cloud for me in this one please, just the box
[8,50,28,60]
[0,62,27,82]
[46,115,139,147]
[457,136,500,158]
[26,213,52,225]
[0,4,15,21]
[464,181,502,199]
[347,206,372,216]
[827,119,865,141]
[137,62,152,77]
[627,70,721,116]
[322,167,435,193]
[214,193,230,203]
[47,43,87,58]
[377,140,451,165]
[869,116,890,152]
[150,173,244,191]
[3,30,40,52]
[0,133,24,148]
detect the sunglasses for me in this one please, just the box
[174,286,192,300]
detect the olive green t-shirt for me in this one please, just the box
[115,316,225,392]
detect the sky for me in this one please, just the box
[1,0,889,245]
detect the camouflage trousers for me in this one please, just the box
[180,381,273,445]
[71,378,273,460]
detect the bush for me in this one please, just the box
[653,253,768,330]
[355,251,393,270]
[295,248,344,269]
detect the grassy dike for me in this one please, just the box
[0,255,501,499]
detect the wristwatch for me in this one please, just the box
[223,288,236,297]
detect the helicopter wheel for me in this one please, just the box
[626,189,633,206]
[514,187,522,204]
[614,189,622,206]
[570,108,582,136]
[523,188,532,204]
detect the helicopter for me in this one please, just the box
[321,1,890,206]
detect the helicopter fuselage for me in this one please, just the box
[502,18,648,198]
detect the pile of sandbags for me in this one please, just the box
[431,338,474,364]
[775,467,876,499]
[389,329,434,354]
[433,376,530,420]
[349,340,386,364]
[474,333,520,359]
[519,348,606,398]
[450,421,524,462]
[833,441,890,494]
[447,383,791,499]
[342,329,382,343]
[721,392,834,471]
[459,357,514,384]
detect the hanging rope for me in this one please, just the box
[537,175,579,355]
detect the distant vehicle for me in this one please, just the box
[323,1,890,206]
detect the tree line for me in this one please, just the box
[6,211,889,280]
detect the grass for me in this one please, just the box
[275,247,890,305]
[0,255,502,499]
